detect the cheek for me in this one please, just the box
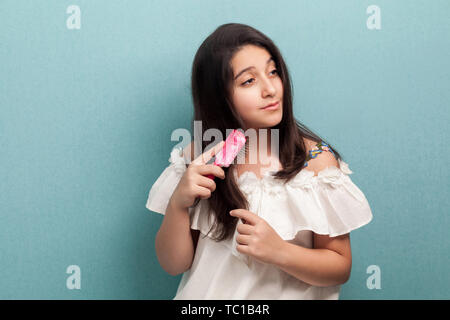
[233,90,259,116]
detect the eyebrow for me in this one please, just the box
[233,57,274,80]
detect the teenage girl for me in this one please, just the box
[146,23,373,299]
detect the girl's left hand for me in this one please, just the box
[230,209,286,265]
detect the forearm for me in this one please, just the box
[155,200,194,276]
[274,241,351,287]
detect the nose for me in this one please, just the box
[261,75,276,97]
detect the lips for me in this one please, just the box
[261,101,280,109]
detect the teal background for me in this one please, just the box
[1,0,448,299]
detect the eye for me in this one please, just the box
[242,78,255,86]
[241,69,279,86]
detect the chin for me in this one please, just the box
[266,111,283,127]
[257,118,282,129]
[244,110,283,130]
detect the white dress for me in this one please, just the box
[146,147,373,300]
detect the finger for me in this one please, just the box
[237,223,254,235]
[196,164,226,179]
[192,140,225,165]
[195,185,212,199]
[196,175,216,192]
[229,209,259,226]
[236,234,251,245]
[236,244,251,255]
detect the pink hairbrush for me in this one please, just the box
[190,129,247,207]
[205,129,247,179]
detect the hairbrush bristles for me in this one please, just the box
[235,139,249,164]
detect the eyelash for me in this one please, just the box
[241,69,279,86]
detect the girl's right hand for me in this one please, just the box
[170,141,226,210]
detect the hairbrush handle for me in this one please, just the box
[191,197,201,207]
[189,130,246,208]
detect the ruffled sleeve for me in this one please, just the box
[280,158,373,238]
[145,147,188,215]
[145,147,218,240]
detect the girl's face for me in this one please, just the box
[230,45,283,130]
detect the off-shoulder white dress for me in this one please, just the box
[146,146,373,300]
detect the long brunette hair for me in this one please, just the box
[189,23,343,241]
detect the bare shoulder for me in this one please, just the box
[302,137,339,175]
[303,137,317,150]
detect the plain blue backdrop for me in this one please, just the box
[0,0,448,299]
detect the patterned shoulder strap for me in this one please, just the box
[303,141,336,168]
